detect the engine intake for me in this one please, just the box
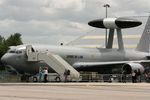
[122,63,144,74]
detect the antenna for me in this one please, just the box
[103,4,110,48]
[88,17,142,50]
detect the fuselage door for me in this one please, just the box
[26,45,34,56]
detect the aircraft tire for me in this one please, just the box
[55,76,61,82]
[33,76,38,82]
[21,74,30,82]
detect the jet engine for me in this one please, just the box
[122,63,144,74]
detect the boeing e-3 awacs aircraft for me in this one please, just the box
[1,16,150,81]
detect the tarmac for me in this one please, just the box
[0,82,150,100]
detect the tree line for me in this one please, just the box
[0,33,23,70]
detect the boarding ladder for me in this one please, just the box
[25,45,80,81]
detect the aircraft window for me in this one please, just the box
[9,51,15,53]
[16,50,22,54]
[7,48,16,53]
[66,55,83,59]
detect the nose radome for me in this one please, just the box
[1,54,8,64]
[1,55,5,64]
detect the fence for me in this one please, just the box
[0,71,150,83]
[80,73,150,83]
[0,71,20,82]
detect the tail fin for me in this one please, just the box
[136,16,150,52]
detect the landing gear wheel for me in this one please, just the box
[33,76,38,82]
[21,74,30,82]
[55,76,61,82]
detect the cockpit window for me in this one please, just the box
[8,50,16,53]
[7,47,16,53]
[16,50,22,54]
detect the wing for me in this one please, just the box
[74,60,150,67]
[73,60,150,73]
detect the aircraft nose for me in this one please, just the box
[1,54,9,64]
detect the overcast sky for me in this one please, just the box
[0,0,149,45]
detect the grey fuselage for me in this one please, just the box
[1,44,148,74]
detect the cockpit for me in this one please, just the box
[7,49,24,54]
[15,50,23,54]
[7,46,26,54]
[7,46,16,53]
[7,50,16,53]
[6,45,36,55]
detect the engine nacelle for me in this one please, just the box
[122,63,144,74]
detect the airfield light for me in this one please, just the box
[103,4,110,18]
[103,4,110,48]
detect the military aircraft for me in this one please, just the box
[1,16,150,78]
